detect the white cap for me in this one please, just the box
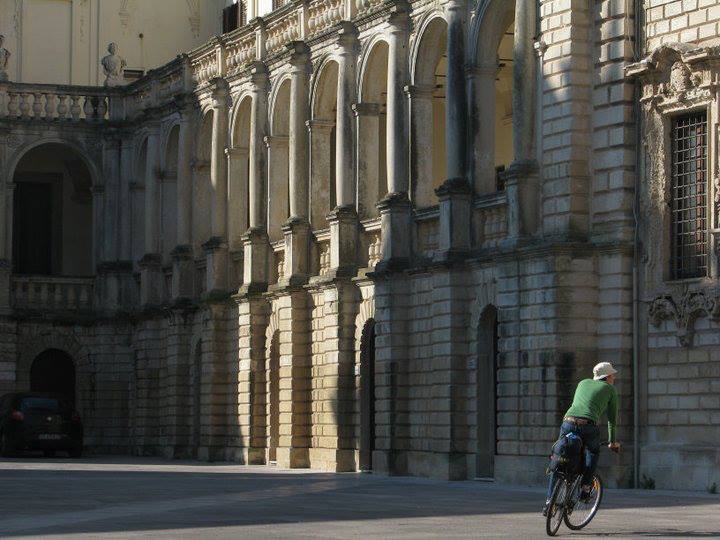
[593,362,618,380]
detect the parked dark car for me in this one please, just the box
[0,393,83,457]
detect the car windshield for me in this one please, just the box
[19,397,62,413]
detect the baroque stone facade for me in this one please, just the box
[0,0,717,491]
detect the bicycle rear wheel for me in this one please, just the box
[545,478,567,536]
[564,474,603,530]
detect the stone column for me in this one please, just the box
[241,61,271,293]
[226,147,248,291]
[469,63,500,194]
[327,23,360,277]
[505,0,538,239]
[283,42,311,285]
[436,1,471,259]
[172,109,195,302]
[139,127,163,306]
[203,79,230,297]
[96,137,122,311]
[0,178,12,311]
[377,3,411,271]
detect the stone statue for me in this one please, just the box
[101,42,126,87]
[0,35,10,82]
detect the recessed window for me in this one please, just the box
[671,111,708,280]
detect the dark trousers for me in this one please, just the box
[546,421,601,499]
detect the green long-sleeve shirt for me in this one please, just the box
[565,379,618,442]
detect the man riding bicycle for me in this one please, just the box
[543,362,620,515]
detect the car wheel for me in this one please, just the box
[69,445,82,458]
[0,431,16,458]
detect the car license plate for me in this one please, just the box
[38,434,61,440]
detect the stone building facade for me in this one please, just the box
[0,0,718,491]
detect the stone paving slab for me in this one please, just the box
[0,457,719,539]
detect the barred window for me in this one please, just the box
[671,111,708,279]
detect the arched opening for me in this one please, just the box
[12,143,93,276]
[476,305,498,479]
[267,330,280,463]
[359,319,376,472]
[193,111,214,257]
[229,97,252,252]
[191,341,202,457]
[473,2,515,194]
[358,42,389,220]
[30,349,76,406]
[411,18,447,208]
[162,125,180,261]
[310,60,339,230]
[268,79,291,242]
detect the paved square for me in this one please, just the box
[0,458,718,539]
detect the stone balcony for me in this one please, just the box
[11,276,95,312]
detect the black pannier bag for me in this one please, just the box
[548,432,583,475]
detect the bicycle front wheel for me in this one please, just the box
[564,474,603,530]
[545,478,567,536]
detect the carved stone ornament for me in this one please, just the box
[101,42,127,87]
[0,34,11,82]
[625,43,720,114]
[648,290,718,347]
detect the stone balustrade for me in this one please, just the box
[307,0,344,36]
[474,192,508,248]
[415,208,440,259]
[0,83,119,121]
[12,276,94,311]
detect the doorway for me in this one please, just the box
[476,306,498,479]
[359,319,376,471]
[30,349,76,406]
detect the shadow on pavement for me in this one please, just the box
[0,457,718,538]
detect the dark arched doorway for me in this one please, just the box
[12,143,93,276]
[267,331,280,464]
[359,319,376,472]
[476,306,498,479]
[30,349,76,406]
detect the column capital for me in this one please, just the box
[210,78,230,108]
[286,41,311,66]
[263,135,289,149]
[225,147,249,158]
[386,0,410,30]
[352,102,381,117]
[336,21,360,51]
[405,84,435,99]
[246,60,269,86]
[306,119,334,132]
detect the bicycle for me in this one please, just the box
[545,442,619,536]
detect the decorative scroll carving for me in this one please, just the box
[626,44,720,114]
[649,290,717,347]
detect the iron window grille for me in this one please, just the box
[671,111,708,280]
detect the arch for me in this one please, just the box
[309,59,339,230]
[30,349,77,406]
[268,78,292,242]
[359,318,376,471]
[229,94,252,251]
[470,0,516,194]
[12,143,94,276]
[4,137,101,189]
[16,328,94,419]
[410,16,448,207]
[357,40,389,219]
[476,304,498,479]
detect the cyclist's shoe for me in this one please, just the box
[542,499,551,516]
[579,485,593,503]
